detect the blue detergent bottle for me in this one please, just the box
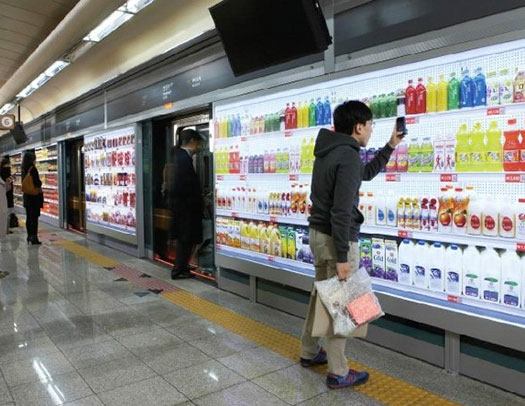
[460,68,473,108]
[323,96,332,125]
[472,67,487,107]
[316,98,324,126]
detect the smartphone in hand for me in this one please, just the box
[396,117,407,136]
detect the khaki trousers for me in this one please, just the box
[300,228,360,377]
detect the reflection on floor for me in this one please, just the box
[0,226,523,406]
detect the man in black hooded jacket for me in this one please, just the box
[300,100,404,389]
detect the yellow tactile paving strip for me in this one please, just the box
[57,240,119,268]
[58,239,459,406]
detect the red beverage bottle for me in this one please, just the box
[405,80,417,115]
[291,102,298,129]
[416,78,427,114]
[285,103,291,130]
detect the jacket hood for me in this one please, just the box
[314,128,360,158]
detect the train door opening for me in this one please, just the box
[64,138,86,233]
[151,112,214,278]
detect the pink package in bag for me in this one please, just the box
[346,292,383,326]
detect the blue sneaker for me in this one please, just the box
[326,369,369,389]
[300,348,327,367]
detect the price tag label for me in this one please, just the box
[406,117,419,125]
[269,216,277,223]
[505,174,524,183]
[240,136,247,142]
[516,243,525,252]
[487,107,506,116]
[289,174,298,181]
[267,256,275,262]
[216,175,224,181]
[440,174,457,182]
[447,295,462,303]
[397,230,412,238]
[239,175,246,181]
[284,131,293,137]
[386,174,400,182]
[231,211,238,218]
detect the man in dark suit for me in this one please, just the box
[167,129,205,279]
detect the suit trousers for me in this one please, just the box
[174,241,194,273]
[300,228,360,377]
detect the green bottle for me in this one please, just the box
[447,73,460,110]
[309,99,317,127]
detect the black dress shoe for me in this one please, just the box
[171,270,193,280]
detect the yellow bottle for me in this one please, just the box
[297,102,304,128]
[397,197,405,228]
[437,74,448,111]
[427,77,437,113]
[455,124,470,172]
[469,122,486,172]
[485,121,503,172]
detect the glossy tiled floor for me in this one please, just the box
[0,226,523,406]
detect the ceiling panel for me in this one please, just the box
[0,0,80,89]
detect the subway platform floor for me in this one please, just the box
[0,224,523,406]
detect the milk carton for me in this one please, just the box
[384,240,399,281]
[375,194,387,226]
[462,246,481,299]
[500,250,522,308]
[433,134,445,172]
[429,242,446,292]
[481,248,501,303]
[372,238,386,279]
[386,194,398,227]
[359,237,373,276]
[398,239,414,286]
[445,244,462,296]
[444,135,456,172]
[413,241,429,289]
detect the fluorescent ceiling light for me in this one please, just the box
[31,72,50,89]
[84,10,133,42]
[119,0,154,13]
[45,60,69,77]
[0,103,14,114]
[16,84,36,99]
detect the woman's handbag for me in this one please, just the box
[22,168,40,196]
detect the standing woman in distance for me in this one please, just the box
[21,152,43,245]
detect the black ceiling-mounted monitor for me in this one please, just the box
[10,122,27,145]
[209,0,332,77]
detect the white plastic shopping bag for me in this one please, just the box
[314,267,384,337]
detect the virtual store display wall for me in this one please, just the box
[214,39,525,320]
[11,144,59,220]
[84,127,137,236]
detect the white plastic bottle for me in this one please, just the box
[398,239,414,286]
[445,244,463,296]
[516,198,525,240]
[499,200,516,238]
[413,241,429,289]
[386,194,398,227]
[482,199,499,237]
[500,250,522,308]
[463,246,481,299]
[481,248,502,303]
[429,242,446,292]
[375,194,387,226]
[366,192,375,225]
